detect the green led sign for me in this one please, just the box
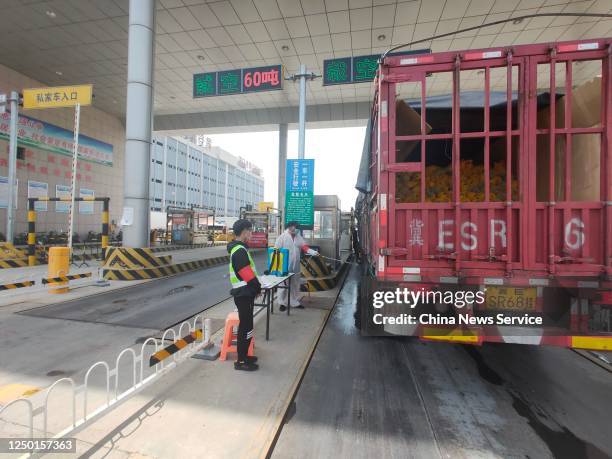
[323,50,431,86]
[353,55,379,82]
[193,72,216,97]
[193,65,283,98]
[218,69,241,95]
[323,57,352,85]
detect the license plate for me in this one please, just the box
[485,287,537,311]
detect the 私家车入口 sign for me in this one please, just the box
[194,65,282,98]
[284,159,314,230]
[23,84,92,109]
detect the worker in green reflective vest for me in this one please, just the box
[228,219,261,371]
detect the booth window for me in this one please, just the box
[313,210,334,239]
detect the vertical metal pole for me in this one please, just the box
[452,56,461,275]
[278,123,287,226]
[224,164,228,219]
[68,103,80,253]
[505,52,513,274]
[162,137,167,208]
[6,91,18,243]
[298,64,307,159]
[101,198,109,259]
[204,318,211,344]
[27,199,36,266]
[123,0,155,247]
[199,148,204,208]
[548,53,557,275]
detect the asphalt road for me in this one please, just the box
[18,251,268,330]
[272,266,612,459]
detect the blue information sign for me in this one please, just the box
[286,159,314,192]
[285,159,314,229]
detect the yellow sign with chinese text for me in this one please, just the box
[258,201,274,212]
[23,84,92,109]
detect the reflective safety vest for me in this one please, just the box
[229,244,258,289]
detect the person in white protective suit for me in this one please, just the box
[275,221,318,310]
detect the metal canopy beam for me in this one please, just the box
[153,102,371,133]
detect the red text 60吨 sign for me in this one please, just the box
[242,65,282,92]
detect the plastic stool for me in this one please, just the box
[219,311,255,361]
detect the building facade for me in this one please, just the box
[0,64,125,240]
[149,136,264,223]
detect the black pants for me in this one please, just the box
[234,295,254,362]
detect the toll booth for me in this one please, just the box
[241,204,282,248]
[302,195,341,267]
[339,211,353,260]
[166,206,215,245]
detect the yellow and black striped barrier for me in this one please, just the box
[101,199,109,259]
[302,274,338,292]
[300,256,332,278]
[0,243,26,259]
[104,247,172,269]
[42,272,92,284]
[149,329,204,366]
[0,258,29,269]
[301,257,351,292]
[0,280,35,291]
[27,198,36,267]
[27,197,110,266]
[0,243,32,269]
[103,256,229,281]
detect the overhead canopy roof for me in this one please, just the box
[1,0,610,132]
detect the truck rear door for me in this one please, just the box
[527,43,610,279]
[384,51,527,278]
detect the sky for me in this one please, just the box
[208,126,366,211]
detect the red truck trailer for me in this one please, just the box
[356,38,611,350]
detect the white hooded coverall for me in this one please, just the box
[275,230,315,307]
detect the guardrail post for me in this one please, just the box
[205,318,211,344]
[192,318,220,361]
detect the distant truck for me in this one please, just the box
[355,38,611,350]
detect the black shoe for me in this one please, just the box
[295,304,305,309]
[234,360,259,371]
[247,356,258,363]
[279,305,287,312]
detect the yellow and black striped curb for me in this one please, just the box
[42,272,92,284]
[103,256,229,281]
[149,329,203,366]
[0,280,35,291]
[104,247,172,269]
[0,258,30,269]
[300,256,332,278]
